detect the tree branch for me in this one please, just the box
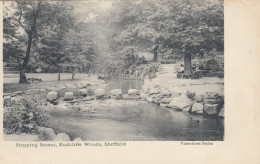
[31,2,42,33]
[18,7,29,34]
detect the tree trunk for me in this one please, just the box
[19,32,33,84]
[184,53,192,75]
[153,44,158,62]
[18,2,41,84]
[88,68,90,77]
[58,71,61,81]
[72,69,77,79]
[19,69,27,84]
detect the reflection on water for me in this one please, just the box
[48,103,224,141]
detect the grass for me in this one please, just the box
[3,73,97,93]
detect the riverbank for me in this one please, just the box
[3,65,224,141]
[3,73,98,93]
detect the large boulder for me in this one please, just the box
[203,104,218,115]
[47,91,58,102]
[64,92,74,101]
[204,99,218,104]
[110,89,123,99]
[160,87,172,97]
[168,95,193,110]
[95,88,106,97]
[191,103,204,113]
[149,87,161,95]
[80,89,88,97]
[153,93,169,104]
[149,93,157,98]
[54,133,70,141]
[218,105,224,117]
[171,92,180,98]
[182,106,191,112]
[146,97,154,103]
[161,98,173,104]
[153,97,161,104]
[195,94,205,102]
[38,127,56,141]
[128,89,140,95]
[140,92,149,99]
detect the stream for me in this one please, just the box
[48,79,224,141]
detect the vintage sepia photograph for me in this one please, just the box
[3,0,224,141]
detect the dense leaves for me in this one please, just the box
[89,0,223,77]
[4,97,49,134]
[100,0,223,61]
[3,2,95,79]
[3,0,223,79]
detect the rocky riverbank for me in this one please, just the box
[3,66,224,141]
[44,80,224,119]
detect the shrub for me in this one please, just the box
[204,59,224,78]
[139,62,161,80]
[3,97,49,134]
[186,91,196,100]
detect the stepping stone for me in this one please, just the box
[80,89,88,97]
[47,91,58,102]
[64,92,74,101]
[204,104,218,115]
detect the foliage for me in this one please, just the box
[3,97,49,134]
[3,0,224,77]
[128,62,161,80]
[204,58,224,78]
[186,91,196,100]
[91,0,223,73]
[3,12,25,67]
[3,1,95,75]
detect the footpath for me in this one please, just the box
[144,64,224,95]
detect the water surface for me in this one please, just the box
[48,79,224,141]
[48,103,224,141]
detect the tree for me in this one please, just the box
[37,19,95,80]
[6,1,77,83]
[103,0,223,75]
[3,15,25,68]
[165,0,224,75]
[15,2,42,83]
